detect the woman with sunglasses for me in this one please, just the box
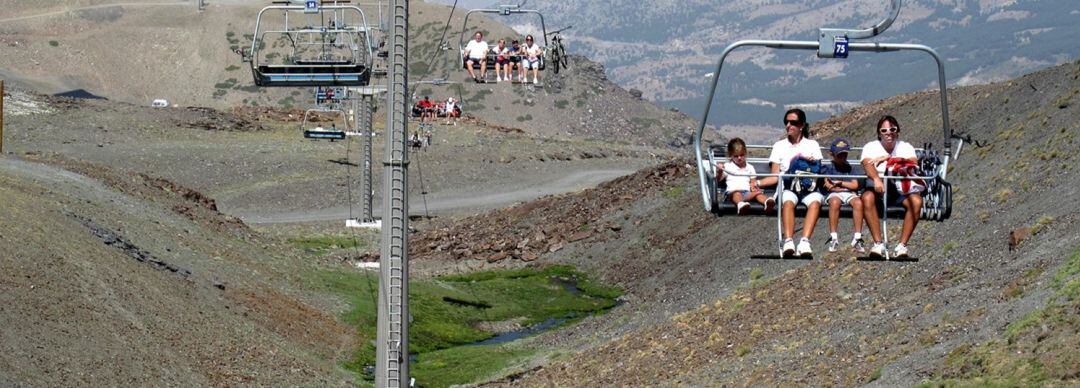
[521,34,543,84]
[755,108,823,257]
[860,115,922,258]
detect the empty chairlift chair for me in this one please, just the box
[302,107,352,140]
[240,1,375,87]
[693,0,960,257]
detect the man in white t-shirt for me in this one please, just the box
[754,109,823,257]
[860,115,923,259]
[463,31,489,82]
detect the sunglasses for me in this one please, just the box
[878,127,899,134]
[784,119,803,126]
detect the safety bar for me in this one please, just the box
[694,39,951,212]
[458,8,548,49]
[250,5,374,68]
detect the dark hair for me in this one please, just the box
[784,108,810,139]
[727,137,747,156]
[876,115,900,140]
[525,34,534,41]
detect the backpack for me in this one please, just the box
[886,158,926,195]
[785,158,821,194]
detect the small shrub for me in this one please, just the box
[735,345,750,357]
[1031,216,1055,235]
[868,367,883,383]
[225,64,240,71]
[943,241,956,254]
[554,99,569,109]
[49,40,59,47]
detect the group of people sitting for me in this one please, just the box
[413,96,462,127]
[462,31,544,84]
[717,108,925,259]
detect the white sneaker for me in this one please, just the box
[851,237,867,254]
[826,237,839,253]
[497,76,503,82]
[736,201,750,215]
[869,242,886,258]
[533,79,540,85]
[894,244,909,258]
[797,239,813,257]
[782,239,796,257]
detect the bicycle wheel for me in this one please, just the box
[557,44,569,69]
[551,47,561,74]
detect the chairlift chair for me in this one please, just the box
[693,0,958,258]
[240,1,375,87]
[301,106,352,140]
[458,5,548,73]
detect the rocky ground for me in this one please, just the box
[379,61,1079,385]
[2,1,1077,385]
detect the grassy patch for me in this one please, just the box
[662,186,684,199]
[554,99,569,109]
[412,345,533,386]
[313,265,621,386]
[49,40,59,47]
[925,246,1080,386]
[225,64,240,72]
[214,78,238,89]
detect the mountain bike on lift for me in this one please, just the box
[546,25,571,74]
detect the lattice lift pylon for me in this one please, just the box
[375,0,410,386]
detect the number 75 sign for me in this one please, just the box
[833,36,849,58]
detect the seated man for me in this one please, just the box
[463,31,489,82]
[417,96,435,127]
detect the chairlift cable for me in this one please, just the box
[412,137,431,219]
[413,0,458,86]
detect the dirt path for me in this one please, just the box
[237,168,637,223]
[0,2,190,24]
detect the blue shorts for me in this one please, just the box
[864,179,914,205]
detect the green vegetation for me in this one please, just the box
[923,246,1080,386]
[1031,216,1055,235]
[312,265,621,386]
[214,78,238,90]
[662,186,684,199]
[225,64,240,72]
[515,114,533,122]
[554,99,570,109]
[49,40,59,47]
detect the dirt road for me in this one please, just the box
[237,168,637,223]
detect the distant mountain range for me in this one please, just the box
[431,0,1078,128]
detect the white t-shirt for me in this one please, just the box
[768,137,823,173]
[523,43,542,61]
[464,40,489,60]
[722,162,756,193]
[860,140,917,175]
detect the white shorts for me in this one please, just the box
[522,58,540,69]
[780,190,823,206]
[826,192,858,205]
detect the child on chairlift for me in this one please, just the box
[820,138,866,253]
[717,138,775,215]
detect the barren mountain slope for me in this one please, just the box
[0,156,357,385]
[399,61,1079,385]
[0,1,701,148]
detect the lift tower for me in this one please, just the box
[375,0,410,386]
